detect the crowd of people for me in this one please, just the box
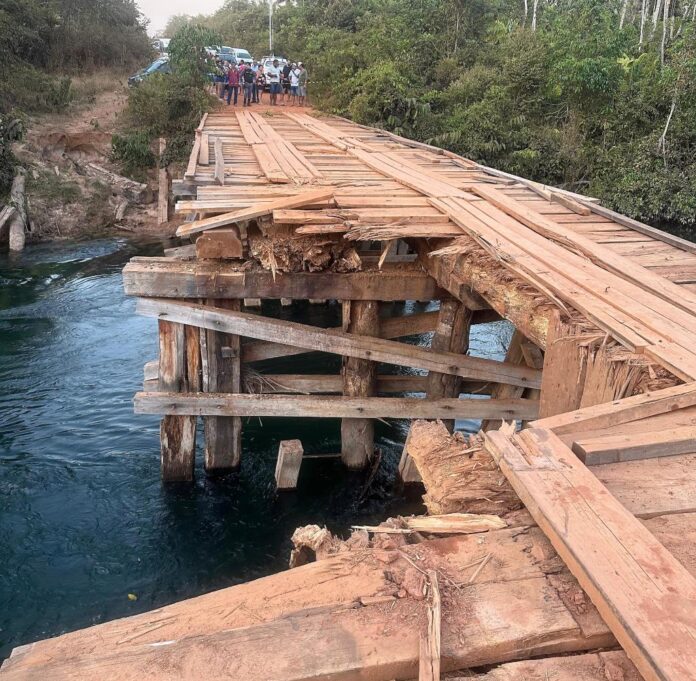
[212,58,308,108]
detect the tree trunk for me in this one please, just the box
[640,0,647,45]
[8,170,27,252]
[531,0,539,30]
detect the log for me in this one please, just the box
[123,259,445,302]
[134,393,541,421]
[275,439,303,490]
[426,300,472,432]
[8,171,27,252]
[84,163,151,203]
[135,299,542,389]
[158,320,196,481]
[341,300,379,469]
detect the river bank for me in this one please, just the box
[7,73,175,246]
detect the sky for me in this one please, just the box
[137,0,225,35]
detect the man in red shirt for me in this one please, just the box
[226,63,240,106]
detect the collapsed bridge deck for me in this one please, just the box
[4,108,696,680]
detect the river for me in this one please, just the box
[0,237,508,659]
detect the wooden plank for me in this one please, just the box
[214,137,225,186]
[572,426,696,465]
[198,132,209,165]
[134,392,541,420]
[158,320,195,481]
[531,382,696,435]
[176,188,336,237]
[242,310,439,363]
[0,529,608,681]
[184,136,201,179]
[341,300,380,468]
[123,259,444,301]
[275,439,303,490]
[485,427,696,681]
[135,299,542,389]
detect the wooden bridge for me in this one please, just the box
[3,108,696,680]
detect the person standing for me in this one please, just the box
[266,59,281,106]
[241,61,256,107]
[298,63,308,107]
[226,61,240,106]
[280,61,292,106]
[289,63,301,106]
[256,65,266,104]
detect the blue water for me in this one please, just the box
[0,237,508,659]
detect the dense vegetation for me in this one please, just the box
[164,0,696,231]
[0,0,151,113]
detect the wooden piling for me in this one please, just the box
[426,300,472,432]
[158,320,196,481]
[202,300,242,474]
[275,440,303,490]
[157,138,169,225]
[341,300,380,469]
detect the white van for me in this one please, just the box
[227,48,254,63]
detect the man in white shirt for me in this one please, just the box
[289,63,301,106]
[266,59,281,106]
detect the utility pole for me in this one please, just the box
[269,0,274,55]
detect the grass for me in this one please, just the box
[27,169,82,205]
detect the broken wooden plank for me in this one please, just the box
[176,188,335,238]
[419,571,441,681]
[134,392,541,421]
[531,382,696,435]
[135,298,542,389]
[214,137,225,186]
[484,426,696,681]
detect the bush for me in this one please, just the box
[111,131,156,180]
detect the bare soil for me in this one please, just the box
[15,80,171,242]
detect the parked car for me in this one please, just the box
[152,38,170,54]
[228,47,254,63]
[128,57,171,87]
[218,48,238,65]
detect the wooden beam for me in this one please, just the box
[214,137,224,186]
[482,329,525,431]
[134,393,541,420]
[195,227,243,260]
[157,138,168,225]
[176,188,335,237]
[419,571,441,681]
[426,300,472,432]
[202,300,242,474]
[571,426,696,465]
[484,427,696,681]
[158,320,195,481]
[341,301,379,468]
[531,382,696,435]
[123,259,445,302]
[135,299,542,389]
[275,440,303,490]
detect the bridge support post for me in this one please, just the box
[202,299,242,474]
[158,320,196,481]
[426,300,472,433]
[341,300,380,469]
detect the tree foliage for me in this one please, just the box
[165,0,696,231]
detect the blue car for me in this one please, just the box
[128,58,172,87]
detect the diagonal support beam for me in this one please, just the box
[135,298,542,389]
